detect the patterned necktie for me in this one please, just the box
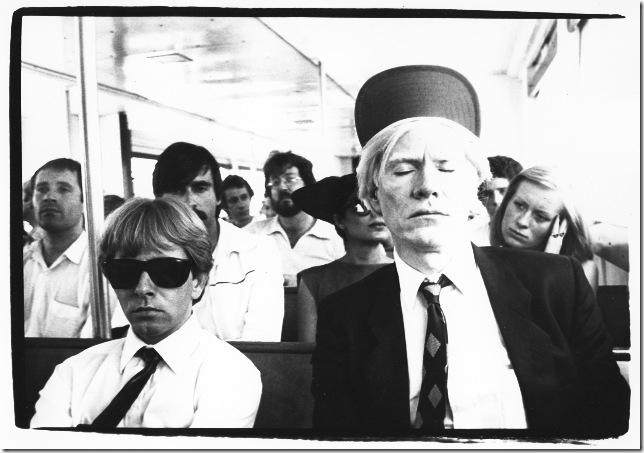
[417,275,452,430]
[89,347,162,429]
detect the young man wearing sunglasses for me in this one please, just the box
[31,197,262,428]
[152,142,284,341]
[245,151,345,286]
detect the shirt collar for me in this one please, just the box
[306,219,340,240]
[394,240,478,311]
[120,314,202,375]
[62,230,88,264]
[28,231,87,266]
[264,216,284,235]
[265,216,337,240]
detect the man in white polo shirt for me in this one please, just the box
[153,142,284,341]
[245,151,345,286]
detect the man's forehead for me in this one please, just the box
[190,167,214,184]
[488,178,509,190]
[386,131,469,163]
[225,186,249,197]
[35,168,79,185]
[273,165,300,177]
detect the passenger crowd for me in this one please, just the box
[22,65,629,434]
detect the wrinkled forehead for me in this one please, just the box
[35,168,79,185]
[384,120,478,166]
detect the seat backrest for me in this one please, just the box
[281,287,299,342]
[19,338,314,429]
[596,285,630,348]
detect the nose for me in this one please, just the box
[134,271,155,298]
[514,210,530,229]
[40,187,55,201]
[412,165,439,199]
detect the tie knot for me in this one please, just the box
[420,275,451,300]
[137,347,161,365]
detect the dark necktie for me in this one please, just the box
[417,275,452,430]
[89,347,162,429]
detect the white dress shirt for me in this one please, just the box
[194,221,284,341]
[31,315,262,428]
[23,231,119,338]
[395,242,527,429]
[244,216,345,284]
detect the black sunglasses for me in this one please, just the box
[103,258,192,289]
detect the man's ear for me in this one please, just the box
[191,272,209,300]
[333,214,345,230]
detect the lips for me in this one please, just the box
[507,228,528,240]
[133,306,162,314]
[409,209,448,219]
[39,207,61,215]
[369,221,386,228]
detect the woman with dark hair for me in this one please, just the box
[490,165,598,293]
[292,173,392,342]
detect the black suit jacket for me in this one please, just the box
[311,245,630,436]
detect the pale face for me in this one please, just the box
[162,168,220,236]
[484,177,509,219]
[372,128,479,252]
[114,244,206,345]
[33,168,84,233]
[337,203,391,246]
[224,187,252,226]
[501,180,564,251]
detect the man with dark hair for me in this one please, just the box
[221,175,255,228]
[23,158,119,337]
[245,151,345,286]
[471,155,524,246]
[153,142,284,341]
[483,155,524,220]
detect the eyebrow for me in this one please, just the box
[385,157,423,168]
[191,180,212,187]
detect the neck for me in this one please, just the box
[233,216,253,228]
[208,219,220,252]
[395,239,460,276]
[279,211,315,233]
[41,225,83,266]
[342,241,391,265]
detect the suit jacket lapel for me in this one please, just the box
[364,264,411,426]
[472,246,558,409]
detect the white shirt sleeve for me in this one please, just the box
[30,363,74,428]
[191,349,263,428]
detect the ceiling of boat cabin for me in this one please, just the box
[21,15,528,156]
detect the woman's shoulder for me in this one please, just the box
[299,260,344,280]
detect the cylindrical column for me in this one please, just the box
[75,16,110,339]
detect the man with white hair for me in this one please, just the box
[311,66,629,436]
